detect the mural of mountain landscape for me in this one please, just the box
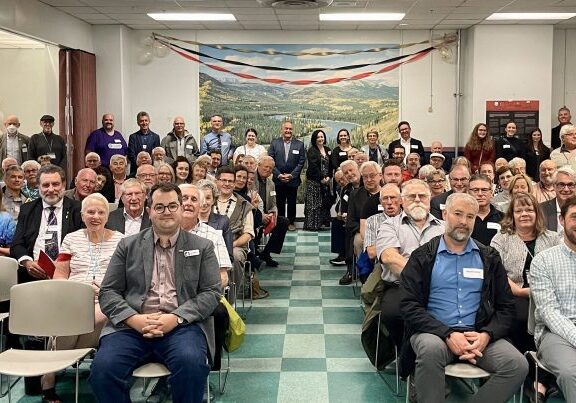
[199,44,400,149]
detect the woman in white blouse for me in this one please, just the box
[233,128,267,163]
[41,193,123,402]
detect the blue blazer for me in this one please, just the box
[268,137,306,187]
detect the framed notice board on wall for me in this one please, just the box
[486,100,539,137]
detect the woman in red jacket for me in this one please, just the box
[464,123,496,174]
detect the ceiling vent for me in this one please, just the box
[257,0,333,9]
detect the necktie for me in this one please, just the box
[284,142,290,161]
[45,207,59,260]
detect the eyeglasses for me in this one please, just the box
[450,177,469,182]
[152,202,180,214]
[469,188,492,194]
[137,173,157,178]
[426,179,445,184]
[403,193,430,201]
[381,196,399,202]
[556,182,576,189]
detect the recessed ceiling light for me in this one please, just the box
[319,13,405,21]
[486,12,576,20]
[147,13,236,21]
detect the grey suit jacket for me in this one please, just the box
[540,198,559,232]
[98,228,222,362]
[105,208,151,234]
[0,132,29,163]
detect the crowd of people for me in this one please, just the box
[0,106,576,402]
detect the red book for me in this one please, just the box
[38,250,56,279]
[263,215,277,235]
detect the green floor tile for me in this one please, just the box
[321,271,347,280]
[233,334,285,358]
[263,286,291,299]
[293,265,320,270]
[286,324,325,334]
[281,358,327,371]
[325,334,368,358]
[328,372,401,403]
[322,286,358,299]
[291,280,321,286]
[322,307,364,324]
[244,307,289,324]
[213,372,280,403]
[289,299,323,307]
[257,270,294,281]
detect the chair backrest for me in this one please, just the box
[9,280,95,337]
[0,256,18,303]
[527,294,536,336]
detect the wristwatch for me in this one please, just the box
[176,315,184,325]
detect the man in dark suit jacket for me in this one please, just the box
[105,178,151,236]
[541,166,576,231]
[551,106,572,150]
[387,121,425,162]
[90,183,221,403]
[11,164,82,283]
[267,121,306,230]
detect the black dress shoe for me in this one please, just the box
[339,272,353,285]
[261,254,279,267]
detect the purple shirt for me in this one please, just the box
[85,128,128,167]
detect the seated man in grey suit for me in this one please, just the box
[90,183,221,403]
[541,166,576,233]
[106,178,151,236]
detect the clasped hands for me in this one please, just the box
[278,173,293,182]
[446,331,490,365]
[126,312,178,338]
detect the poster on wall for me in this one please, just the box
[198,44,400,150]
[486,100,539,138]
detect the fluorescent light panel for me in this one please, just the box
[319,13,405,21]
[487,13,576,20]
[147,13,236,21]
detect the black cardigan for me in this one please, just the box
[306,145,331,182]
[398,235,516,378]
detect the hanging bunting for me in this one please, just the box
[164,41,433,86]
[152,32,456,57]
[156,37,435,73]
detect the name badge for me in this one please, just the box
[48,152,56,159]
[142,145,147,149]
[486,222,501,231]
[47,225,58,232]
[377,205,384,211]
[343,194,349,202]
[108,143,122,149]
[328,151,331,155]
[44,233,54,240]
[411,144,418,149]
[186,144,194,149]
[184,249,200,257]
[114,139,121,143]
[270,191,276,196]
[439,203,445,210]
[463,268,484,279]
[222,142,229,146]
[22,146,27,152]
[292,150,300,154]
[339,152,347,156]
[503,144,511,149]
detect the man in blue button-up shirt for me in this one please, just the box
[200,114,233,166]
[400,192,527,403]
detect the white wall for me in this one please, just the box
[460,25,554,146]
[0,45,59,135]
[552,29,576,122]
[0,0,93,51]
[93,28,458,147]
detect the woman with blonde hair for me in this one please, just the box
[491,192,559,400]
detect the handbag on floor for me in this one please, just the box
[220,295,246,352]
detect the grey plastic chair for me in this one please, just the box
[0,256,18,397]
[0,280,95,403]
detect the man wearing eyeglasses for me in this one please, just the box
[135,164,158,189]
[91,182,221,403]
[468,174,503,245]
[551,124,576,172]
[376,179,445,347]
[541,166,576,232]
[106,178,151,236]
[430,164,470,219]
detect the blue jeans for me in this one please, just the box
[89,324,209,403]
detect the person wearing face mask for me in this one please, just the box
[1,115,29,165]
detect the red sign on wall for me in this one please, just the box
[486,100,540,136]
